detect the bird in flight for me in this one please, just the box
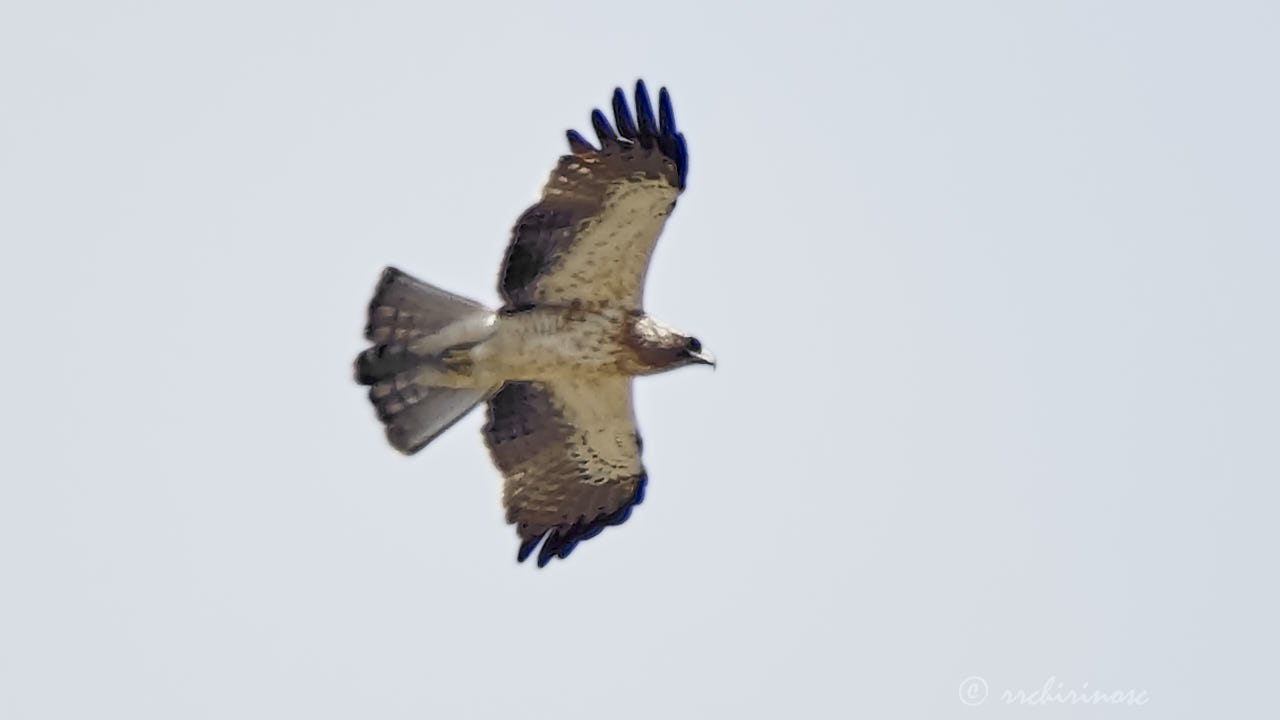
[354,81,713,566]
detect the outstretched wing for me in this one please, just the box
[482,378,647,566]
[498,80,689,310]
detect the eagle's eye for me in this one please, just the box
[685,337,702,353]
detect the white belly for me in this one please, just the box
[468,309,627,382]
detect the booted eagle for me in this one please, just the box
[355,81,713,566]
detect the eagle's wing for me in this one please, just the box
[482,377,647,566]
[498,80,689,310]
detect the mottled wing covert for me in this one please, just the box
[499,80,689,310]
[482,378,647,566]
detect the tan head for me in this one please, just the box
[626,314,716,374]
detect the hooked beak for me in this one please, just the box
[691,349,717,369]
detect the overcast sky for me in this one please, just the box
[2,1,1277,718]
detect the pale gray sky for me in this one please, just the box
[2,1,1277,717]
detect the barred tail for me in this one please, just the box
[355,267,498,454]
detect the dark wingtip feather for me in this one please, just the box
[612,87,638,140]
[536,539,557,567]
[566,129,595,154]
[517,534,543,563]
[633,80,657,145]
[674,132,689,188]
[658,87,676,134]
[590,108,618,147]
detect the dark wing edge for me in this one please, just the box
[516,472,648,567]
[498,80,689,308]
[571,79,688,189]
[482,380,647,567]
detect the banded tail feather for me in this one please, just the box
[355,267,498,454]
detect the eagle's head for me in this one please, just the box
[627,315,716,373]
